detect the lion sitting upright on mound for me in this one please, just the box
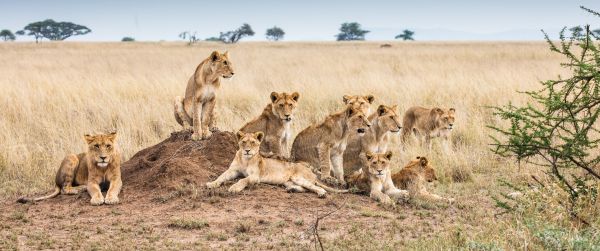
[392,156,454,203]
[239,92,299,158]
[401,106,455,151]
[206,131,347,197]
[17,132,122,206]
[174,51,234,140]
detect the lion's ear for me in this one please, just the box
[84,134,95,144]
[222,51,229,58]
[384,151,393,160]
[107,131,117,141]
[365,95,375,104]
[270,92,279,103]
[377,105,386,116]
[291,92,300,102]
[365,151,374,160]
[419,157,429,166]
[255,131,264,142]
[343,95,352,104]
[448,108,456,114]
[210,51,220,62]
[392,105,398,111]
[236,131,245,141]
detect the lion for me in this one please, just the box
[17,132,122,206]
[239,92,299,158]
[174,51,234,141]
[343,94,374,115]
[206,131,348,197]
[343,104,402,175]
[401,106,455,151]
[291,106,371,185]
[391,156,454,203]
[345,151,409,206]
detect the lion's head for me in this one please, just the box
[411,156,437,182]
[430,108,456,130]
[270,92,300,122]
[346,107,372,136]
[343,94,374,115]
[84,132,118,168]
[375,104,402,133]
[208,51,234,78]
[236,131,264,159]
[364,151,393,179]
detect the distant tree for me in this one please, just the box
[179,31,199,45]
[593,28,600,37]
[336,22,369,41]
[121,37,135,42]
[569,25,584,38]
[0,29,15,41]
[205,37,221,42]
[219,23,255,43]
[16,19,91,43]
[266,26,285,41]
[395,30,415,41]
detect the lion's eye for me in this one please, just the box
[106,144,112,149]
[223,61,228,65]
[94,144,100,149]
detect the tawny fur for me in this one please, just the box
[239,92,299,158]
[346,151,409,206]
[401,106,456,151]
[291,106,371,185]
[17,132,122,206]
[206,131,347,197]
[173,51,234,140]
[343,104,402,175]
[391,156,454,203]
[343,94,374,115]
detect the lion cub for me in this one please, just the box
[401,106,456,151]
[239,92,299,158]
[343,94,374,115]
[174,51,234,140]
[346,151,409,205]
[206,131,347,197]
[17,132,122,206]
[291,106,371,185]
[343,104,402,175]
[392,156,454,203]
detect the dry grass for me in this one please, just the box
[3,41,591,249]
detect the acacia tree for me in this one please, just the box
[16,19,91,43]
[335,22,369,41]
[490,6,600,224]
[395,30,415,41]
[266,26,285,41]
[219,23,255,43]
[179,31,199,45]
[0,29,15,41]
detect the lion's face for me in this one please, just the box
[376,105,402,133]
[84,132,117,168]
[236,131,264,159]
[415,156,437,182]
[346,107,372,136]
[270,92,299,122]
[209,51,234,78]
[365,151,393,178]
[343,94,374,115]
[432,108,456,130]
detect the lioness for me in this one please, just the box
[239,92,299,158]
[291,106,371,185]
[174,51,234,140]
[401,106,455,151]
[343,104,402,175]
[391,156,454,203]
[206,131,347,197]
[346,151,409,205]
[17,132,122,206]
[343,94,374,115]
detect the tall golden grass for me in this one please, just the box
[0,41,566,197]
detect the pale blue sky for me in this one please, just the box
[1,0,599,41]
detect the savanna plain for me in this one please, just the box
[0,41,589,250]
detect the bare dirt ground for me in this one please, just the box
[0,131,496,250]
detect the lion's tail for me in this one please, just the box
[17,186,60,204]
[315,181,348,193]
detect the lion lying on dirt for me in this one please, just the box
[401,106,455,151]
[346,151,409,206]
[206,131,348,197]
[17,132,122,206]
[239,92,299,158]
[392,156,454,203]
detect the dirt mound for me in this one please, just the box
[121,130,237,192]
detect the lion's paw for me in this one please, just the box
[202,130,213,140]
[90,197,104,206]
[206,181,220,189]
[228,184,244,193]
[104,196,120,205]
[191,132,201,141]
